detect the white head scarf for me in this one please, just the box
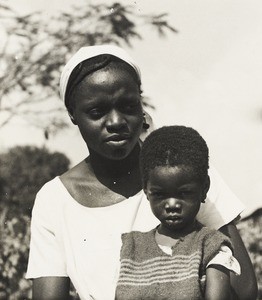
[59,44,141,103]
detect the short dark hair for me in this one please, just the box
[140,125,209,188]
[65,54,142,114]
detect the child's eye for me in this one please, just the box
[180,190,194,198]
[149,191,165,199]
[87,108,105,119]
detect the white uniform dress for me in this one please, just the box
[26,166,245,300]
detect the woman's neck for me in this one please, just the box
[88,144,139,177]
[87,144,142,197]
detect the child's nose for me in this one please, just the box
[165,198,182,213]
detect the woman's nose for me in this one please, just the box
[106,109,126,131]
[165,198,182,213]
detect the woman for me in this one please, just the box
[26,45,257,299]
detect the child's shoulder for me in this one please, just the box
[192,222,229,244]
[193,222,232,251]
[121,229,157,251]
[122,229,155,240]
[195,221,219,235]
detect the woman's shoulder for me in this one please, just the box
[34,161,89,208]
[38,160,88,195]
[33,176,70,213]
[60,159,90,182]
[60,159,93,192]
[32,162,92,222]
[37,176,64,197]
[31,177,68,227]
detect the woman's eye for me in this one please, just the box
[120,100,140,113]
[126,103,138,109]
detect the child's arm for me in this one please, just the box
[205,265,231,300]
[219,222,258,299]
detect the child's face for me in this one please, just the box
[146,165,209,237]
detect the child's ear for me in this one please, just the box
[143,187,149,200]
[201,175,210,203]
[68,112,77,125]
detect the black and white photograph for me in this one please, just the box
[0,0,261,299]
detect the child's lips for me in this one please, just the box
[165,216,182,224]
[166,214,181,219]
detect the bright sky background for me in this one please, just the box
[1,0,262,216]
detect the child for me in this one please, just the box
[115,125,240,300]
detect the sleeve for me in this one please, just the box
[26,181,68,279]
[207,245,241,275]
[196,165,245,229]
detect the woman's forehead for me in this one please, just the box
[64,56,141,110]
[79,61,138,83]
[72,67,141,100]
[60,45,141,103]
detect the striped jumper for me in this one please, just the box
[115,222,231,300]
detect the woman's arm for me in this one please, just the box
[205,265,231,300]
[219,222,258,300]
[27,183,71,298]
[32,277,70,300]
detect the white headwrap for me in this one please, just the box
[59,44,141,103]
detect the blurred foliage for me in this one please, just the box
[238,208,262,300]
[0,146,70,299]
[0,145,70,218]
[0,216,31,299]
[0,1,177,136]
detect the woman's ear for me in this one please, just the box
[142,110,153,130]
[142,113,150,130]
[201,175,210,203]
[140,110,154,142]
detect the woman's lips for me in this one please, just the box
[106,139,129,147]
[105,135,130,146]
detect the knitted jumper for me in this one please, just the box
[115,222,232,300]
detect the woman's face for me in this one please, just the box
[71,66,144,160]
